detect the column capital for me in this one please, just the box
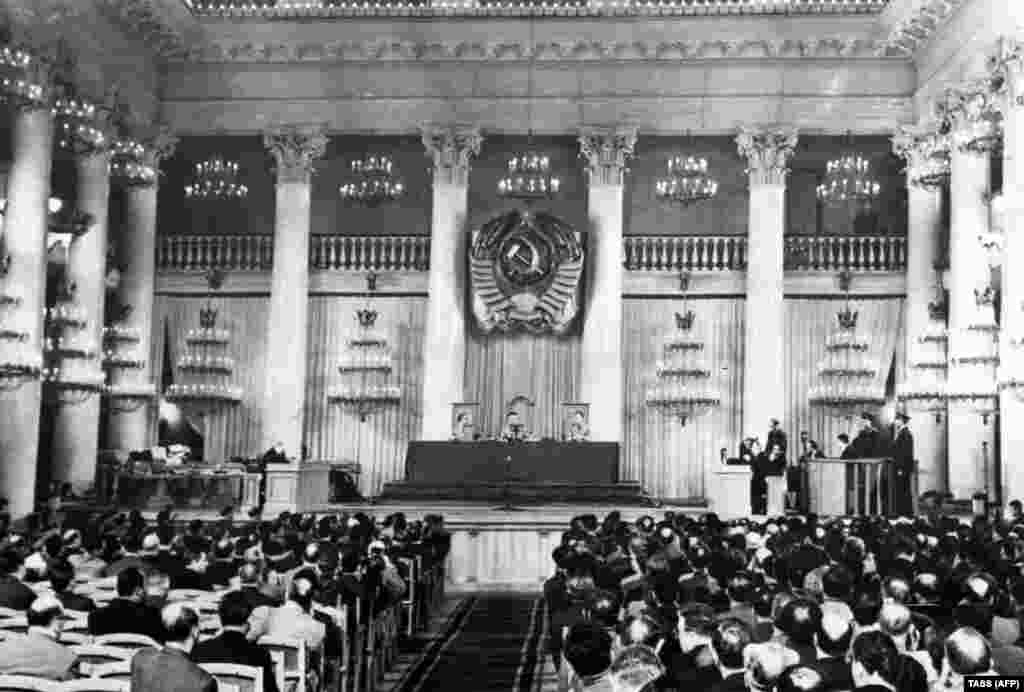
[577,126,637,187]
[891,124,951,187]
[263,124,328,184]
[990,36,1024,100]
[735,126,798,186]
[941,82,1002,154]
[420,124,482,186]
[141,126,179,170]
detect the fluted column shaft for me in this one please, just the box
[0,106,53,517]
[106,135,176,451]
[947,127,996,500]
[262,125,327,458]
[50,150,111,492]
[736,127,798,438]
[578,127,636,444]
[892,129,948,494]
[419,126,481,440]
[997,40,1024,504]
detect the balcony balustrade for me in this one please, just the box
[156,233,906,273]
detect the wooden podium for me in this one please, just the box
[806,457,891,516]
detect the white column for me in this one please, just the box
[577,126,636,444]
[996,39,1024,505]
[105,132,177,452]
[946,89,998,501]
[736,126,798,438]
[50,148,111,493]
[0,104,53,517]
[892,127,949,495]
[262,125,327,458]
[419,125,482,441]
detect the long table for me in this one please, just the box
[403,441,620,484]
[102,466,261,513]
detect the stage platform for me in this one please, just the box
[124,500,707,592]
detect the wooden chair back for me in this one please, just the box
[92,633,159,650]
[88,661,132,683]
[0,675,59,692]
[257,636,307,692]
[198,663,264,692]
[56,680,128,692]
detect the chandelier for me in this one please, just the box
[816,150,881,206]
[52,96,107,154]
[110,138,158,187]
[645,309,721,426]
[0,289,41,391]
[185,157,248,200]
[497,149,561,201]
[911,132,951,189]
[328,296,401,421]
[339,155,405,206]
[102,322,154,413]
[0,43,46,107]
[809,302,885,415]
[654,155,719,206]
[42,292,104,407]
[164,302,243,406]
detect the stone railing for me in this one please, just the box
[624,235,748,271]
[158,233,905,273]
[185,0,887,18]
[784,235,907,271]
[156,235,431,272]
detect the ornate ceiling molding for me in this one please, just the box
[883,0,968,57]
[94,0,191,59]
[183,0,888,18]
[178,37,902,63]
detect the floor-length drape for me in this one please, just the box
[463,331,581,439]
[624,297,745,501]
[303,295,426,497]
[152,296,270,461]
[784,297,905,457]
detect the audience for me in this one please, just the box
[192,590,279,692]
[0,595,78,680]
[541,504,1024,692]
[87,567,165,642]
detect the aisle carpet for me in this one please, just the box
[395,595,549,692]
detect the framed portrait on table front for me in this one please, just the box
[451,403,480,441]
[562,402,591,442]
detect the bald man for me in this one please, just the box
[131,603,218,692]
[0,595,78,680]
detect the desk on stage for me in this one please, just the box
[806,457,891,516]
[101,465,261,513]
[404,440,620,484]
[382,441,648,504]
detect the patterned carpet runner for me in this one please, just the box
[395,595,548,692]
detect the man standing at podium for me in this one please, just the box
[892,413,915,516]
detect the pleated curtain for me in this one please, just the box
[303,296,426,496]
[783,297,905,456]
[623,298,745,502]
[152,296,270,462]
[463,331,582,440]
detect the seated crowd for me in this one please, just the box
[0,506,450,691]
[545,509,1024,692]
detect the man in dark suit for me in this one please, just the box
[813,610,854,691]
[131,603,217,692]
[750,442,783,516]
[848,412,885,459]
[88,567,165,642]
[708,618,751,692]
[892,412,915,516]
[49,561,96,612]
[193,591,278,692]
[0,548,38,610]
[767,418,787,457]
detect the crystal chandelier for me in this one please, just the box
[645,309,721,426]
[42,292,104,406]
[164,302,243,405]
[185,157,248,200]
[52,96,107,154]
[0,43,46,107]
[654,155,719,206]
[816,150,881,206]
[102,322,155,413]
[328,294,401,421]
[0,288,41,391]
[339,155,405,206]
[498,149,561,201]
[110,138,158,187]
[809,302,885,415]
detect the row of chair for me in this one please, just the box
[0,661,266,692]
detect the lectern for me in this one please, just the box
[806,457,891,516]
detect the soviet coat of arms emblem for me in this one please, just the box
[469,209,584,335]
